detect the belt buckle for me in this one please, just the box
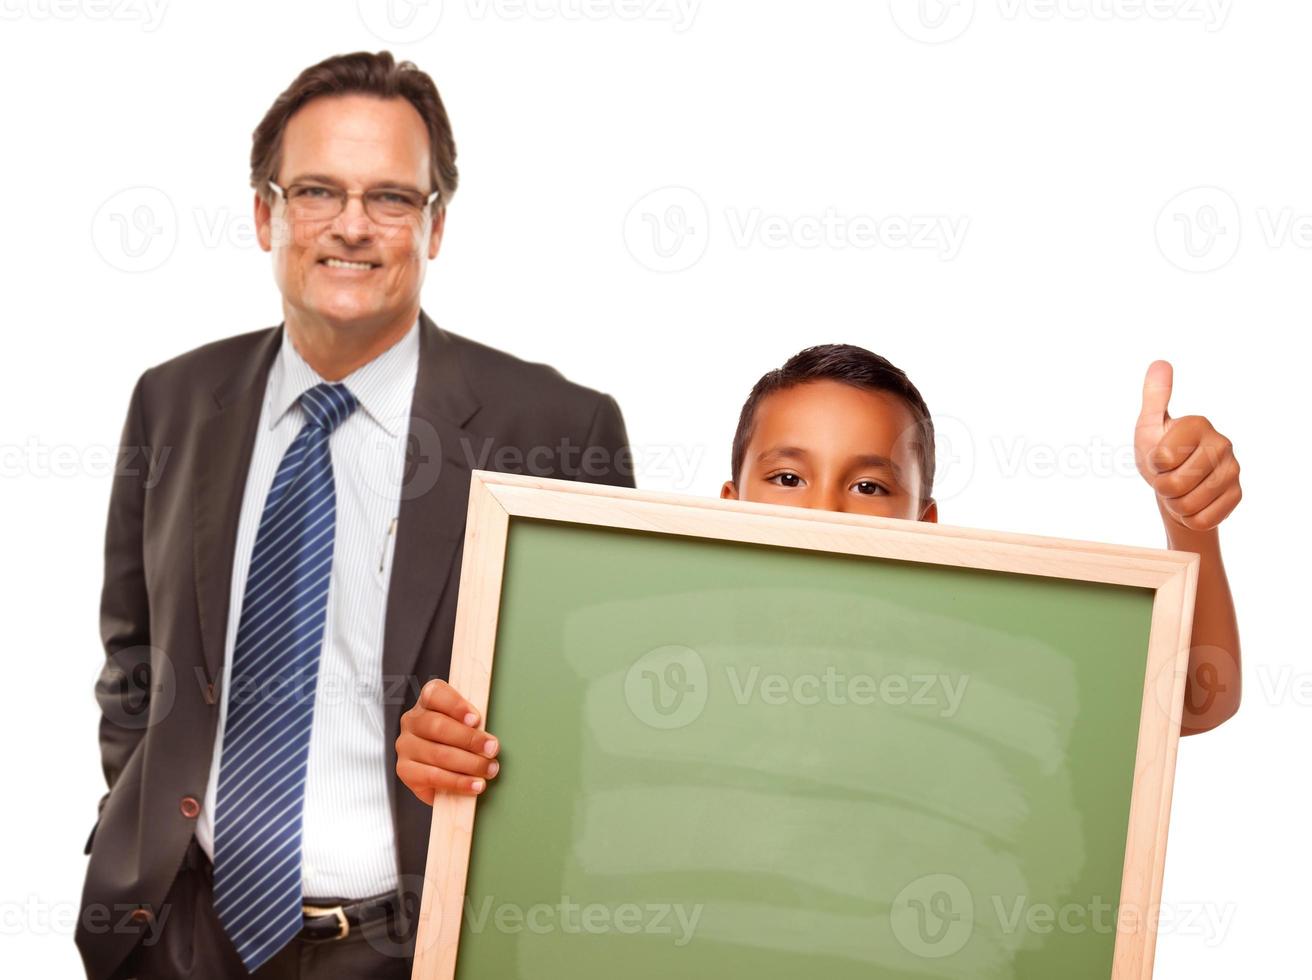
[302,903,350,941]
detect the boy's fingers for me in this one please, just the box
[396,731,501,779]
[413,712,499,758]
[397,758,488,797]
[1152,431,1230,497]
[420,678,481,727]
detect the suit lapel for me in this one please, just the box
[381,310,483,702]
[191,312,480,706]
[192,326,282,695]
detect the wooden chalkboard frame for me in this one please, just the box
[411,470,1199,980]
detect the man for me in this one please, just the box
[76,50,633,980]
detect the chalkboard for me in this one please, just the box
[412,472,1198,980]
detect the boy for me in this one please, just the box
[396,345,1242,803]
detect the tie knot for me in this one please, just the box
[299,382,358,434]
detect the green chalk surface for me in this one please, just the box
[454,518,1155,979]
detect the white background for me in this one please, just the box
[0,0,1304,975]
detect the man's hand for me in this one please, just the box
[1134,359,1242,532]
[396,679,500,805]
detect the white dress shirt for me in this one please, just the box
[195,316,420,899]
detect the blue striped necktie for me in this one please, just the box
[212,381,358,972]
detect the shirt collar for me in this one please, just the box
[267,316,420,438]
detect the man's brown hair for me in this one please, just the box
[250,50,458,213]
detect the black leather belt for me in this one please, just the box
[189,838,397,944]
[300,893,398,942]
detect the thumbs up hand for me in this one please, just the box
[1134,360,1242,533]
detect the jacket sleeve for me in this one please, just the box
[579,392,636,490]
[91,369,156,827]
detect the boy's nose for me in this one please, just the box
[818,485,847,514]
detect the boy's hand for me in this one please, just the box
[1134,359,1242,532]
[395,679,500,806]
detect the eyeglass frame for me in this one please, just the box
[266,178,441,225]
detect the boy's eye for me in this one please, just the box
[852,480,888,496]
[768,472,803,488]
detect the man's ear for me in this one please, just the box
[254,192,273,252]
[919,498,939,523]
[720,480,738,500]
[428,208,446,260]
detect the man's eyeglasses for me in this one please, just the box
[267,179,439,226]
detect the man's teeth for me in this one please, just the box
[323,258,374,270]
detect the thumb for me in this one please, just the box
[1138,359,1174,430]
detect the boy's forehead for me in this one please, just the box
[749,380,920,474]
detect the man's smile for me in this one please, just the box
[317,256,382,273]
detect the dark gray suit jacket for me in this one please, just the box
[75,310,634,979]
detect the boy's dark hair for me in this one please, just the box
[730,344,935,504]
[250,50,458,214]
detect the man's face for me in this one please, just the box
[255,93,444,330]
[723,379,938,522]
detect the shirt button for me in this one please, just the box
[130,908,154,924]
[179,796,201,819]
